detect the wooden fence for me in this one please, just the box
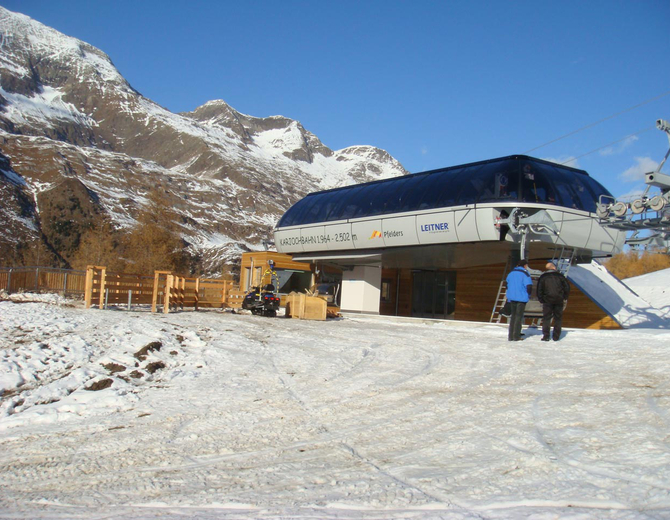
[84,266,244,313]
[0,265,244,313]
[0,267,86,297]
[84,266,157,310]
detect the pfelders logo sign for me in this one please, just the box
[420,222,450,233]
[369,229,405,240]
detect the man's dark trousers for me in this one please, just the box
[508,301,527,341]
[542,303,564,340]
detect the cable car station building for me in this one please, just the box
[273,155,626,328]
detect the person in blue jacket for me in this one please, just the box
[505,259,533,341]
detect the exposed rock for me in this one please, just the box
[134,341,162,361]
[85,378,113,391]
[102,362,126,374]
[145,361,166,374]
[0,6,409,273]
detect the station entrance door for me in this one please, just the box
[411,270,456,319]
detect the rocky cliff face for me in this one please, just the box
[0,6,408,273]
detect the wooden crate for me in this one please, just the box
[285,292,327,320]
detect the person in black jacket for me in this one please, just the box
[537,261,571,341]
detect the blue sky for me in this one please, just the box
[4,0,670,199]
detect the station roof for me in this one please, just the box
[276,155,613,229]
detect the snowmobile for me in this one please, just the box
[241,261,281,317]
[241,283,280,316]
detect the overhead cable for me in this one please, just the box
[523,89,670,154]
[559,126,656,165]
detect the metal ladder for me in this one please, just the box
[550,246,576,277]
[490,256,514,323]
[490,247,576,324]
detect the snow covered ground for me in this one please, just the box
[626,268,670,320]
[1,288,670,519]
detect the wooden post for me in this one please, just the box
[151,271,161,313]
[249,257,254,290]
[84,266,94,308]
[194,278,200,311]
[98,267,107,310]
[174,276,180,310]
[152,271,171,313]
[221,280,228,309]
[163,274,173,314]
[174,276,179,310]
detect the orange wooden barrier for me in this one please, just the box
[84,266,241,313]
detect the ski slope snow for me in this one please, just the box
[567,262,669,329]
[625,267,670,319]
[1,288,670,519]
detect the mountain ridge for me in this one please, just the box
[0,6,408,273]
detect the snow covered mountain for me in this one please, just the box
[0,6,408,272]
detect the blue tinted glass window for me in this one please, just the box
[296,192,334,224]
[396,174,432,213]
[580,175,612,212]
[341,184,379,219]
[531,168,559,205]
[382,176,415,214]
[473,160,519,203]
[308,191,342,223]
[546,165,583,210]
[457,164,487,204]
[431,168,466,207]
[378,177,414,215]
[277,196,316,227]
[582,175,611,198]
[352,178,404,218]
[454,165,484,205]
[276,209,292,228]
[520,161,564,205]
[507,160,521,201]
[413,171,455,210]
[325,184,367,221]
[564,173,597,212]
[324,186,360,221]
[553,165,609,213]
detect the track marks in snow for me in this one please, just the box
[532,395,670,495]
[646,389,670,431]
[338,442,459,510]
[330,343,380,381]
[217,316,464,511]
[3,308,670,518]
